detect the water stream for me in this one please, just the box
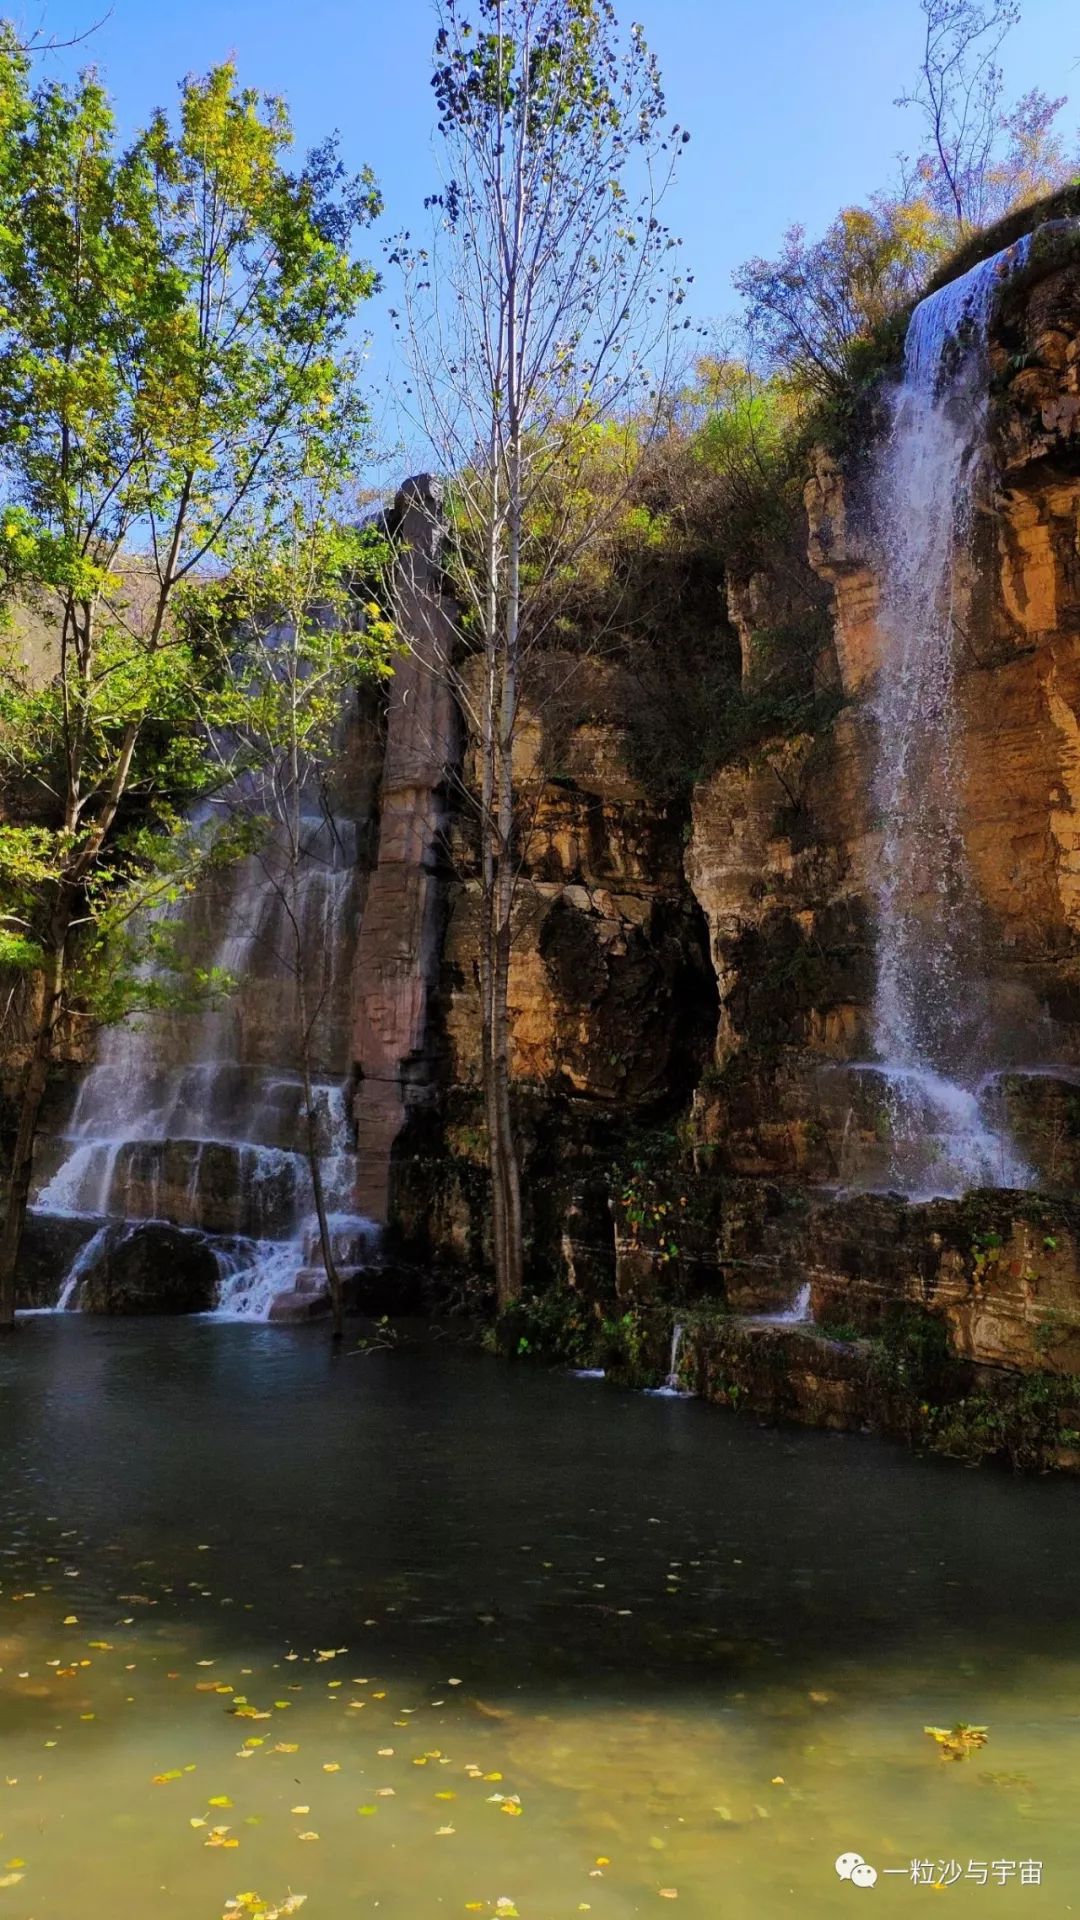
[867,237,1035,1197]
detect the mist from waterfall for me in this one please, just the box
[867,237,1034,1197]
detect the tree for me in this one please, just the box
[734,197,944,401]
[194,471,395,1343]
[392,0,688,1307]
[898,0,1074,232]
[0,44,380,1328]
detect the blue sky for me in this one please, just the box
[25,0,1079,469]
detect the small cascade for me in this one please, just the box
[32,807,376,1319]
[54,1224,112,1312]
[749,1280,812,1327]
[866,234,1036,1197]
[647,1321,692,1398]
[774,1281,811,1326]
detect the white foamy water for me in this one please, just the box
[32,807,375,1317]
[868,235,1035,1196]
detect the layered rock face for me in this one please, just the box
[388,652,718,1280]
[666,241,1080,1421]
[380,231,1080,1448]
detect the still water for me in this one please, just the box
[0,1320,1079,1917]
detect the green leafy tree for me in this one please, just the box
[0,39,380,1327]
[394,0,688,1307]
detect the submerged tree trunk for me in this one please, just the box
[0,916,68,1330]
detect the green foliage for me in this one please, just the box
[926,1372,1080,1471]
[867,1303,953,1400]
[599,1307,660,1387]
[0,44,380,1017]
[497,1288,600,1367]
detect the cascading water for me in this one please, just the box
[32,805,376,1317]
[865,235,1035,1197]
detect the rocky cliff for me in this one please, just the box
[374,218,1080,1465]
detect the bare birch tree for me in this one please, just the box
[391,0,689,1308]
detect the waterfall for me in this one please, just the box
[752,1280,812,1326]
[866,235,1034,1198]
[32,806,376,1318]
[646,1321,691,1397]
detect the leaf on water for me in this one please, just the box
[659,1891,679,1901]
[376,1788,395,1797]
[209,1796,233,1808]
[0,1874,23,1888]
[190,1819,207,1829]
[322,1763,340,1773]
[357,1806,376,1815]
[296,1831,319,1842]
[435,1825,456,1835]
[152,1770,183,1784]
[63,1615,78,1625]
[924,1723,989,1762]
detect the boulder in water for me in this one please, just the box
[77,1224,218,1314]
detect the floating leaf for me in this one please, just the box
[924,1723,988,1762]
